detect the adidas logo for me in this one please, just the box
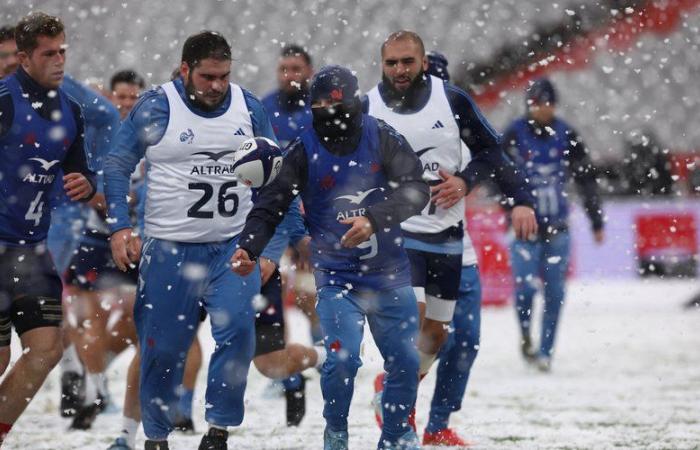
[234,128,246,136]
[431,120,445,129]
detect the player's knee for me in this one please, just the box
[285,344,310,371]
[326,344,362,375]
[26,339,63,371]
[423,323,449,350]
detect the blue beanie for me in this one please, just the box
[527,78,557,105]
[426,51,450,82]
[310,65,360,106]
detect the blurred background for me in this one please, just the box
[2,0,699,301]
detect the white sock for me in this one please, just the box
[84,372,105,405]
[314,345,327,369]
[418,350,437,377]
[120,416,139,449]
[60,344,83,375]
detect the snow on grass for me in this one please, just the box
[4,279,699,449]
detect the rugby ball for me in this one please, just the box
[232,137,283,188]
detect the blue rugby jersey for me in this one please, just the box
[0,71,95,245]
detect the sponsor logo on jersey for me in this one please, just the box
[24,158,60,183]
[335,188,379,205]
[190,150,237,176]
[179,128,195,144]
[415,147,440,172]
[334,188,382,221]
[234,128,246,136]
[192,150,235,162]
[29,157,60,171]
[431,120,445,129]
[415,146,436,158]
[22,173,56,184]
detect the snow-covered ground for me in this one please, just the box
[5,279,700,449]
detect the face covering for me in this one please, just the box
[312,100,362,141]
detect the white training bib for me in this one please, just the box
[368,75,478,265]
[143,81,254,242]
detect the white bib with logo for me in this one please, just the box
[144,81,254,242]
[367,75,477,265]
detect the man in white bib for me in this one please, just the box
[364,31,537,444]
[104,31,273,450]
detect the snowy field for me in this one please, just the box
[5,279,700,449]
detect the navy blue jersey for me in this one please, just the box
[261,90,312,149]
[299,116,411,291]
[0,74,78,245]
[503,117,603,232]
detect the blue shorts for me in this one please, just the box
[0,243,63,345]
[65,234,138,290]
[254,268,286,356]
[405,249,462,301]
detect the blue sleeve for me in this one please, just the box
[445,84,534,207]
[243,89,278,144]
[104,89,168,233]
[260,197,307,264]
[62,76,121,193]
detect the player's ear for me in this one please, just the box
[421,55,429,72]
[16,50,29,68]
[179,61,190,81]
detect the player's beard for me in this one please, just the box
[184,73,226,112]
[382,69,427,106]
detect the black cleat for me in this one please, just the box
[173,416,196,434]
[198,427,228,450]
[60,371,84,417]
[96,391,111,414]
[285,376,306,427]
[145,440,169,450]
[521,334,537,363]
[69,402,100,430]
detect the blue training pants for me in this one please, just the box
[427,264,481,433]
[510,231,571,358]
[135,236,260,440]
[316,285,419,445]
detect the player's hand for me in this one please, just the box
[127,234,143,264]
[430,169,468,209]
[111,228,138,272]
[259,257,277,285]
[512,205,538,240]
[339,216,374,248]
[231,248,257,276]
[63,172,94,201]
[593,229,605,245]
[294,236,312,272]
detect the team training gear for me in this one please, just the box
[299,116,411,291]
[232,137,283,188]
[0,74,78,245]
[143,81,254,243]
[367,75,469,237]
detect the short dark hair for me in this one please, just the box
[181,31,231,68]
[280,44,312,66]
[0,25,15,44]
[110,69,145,91]
[15,12,64,54]
[381,30,425,57]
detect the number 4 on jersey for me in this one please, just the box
[25,191,45,226]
